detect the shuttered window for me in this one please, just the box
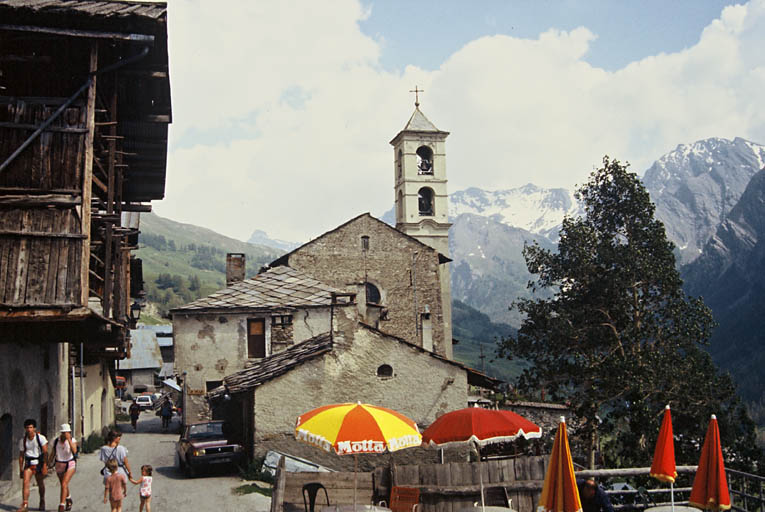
[247,319,266,358]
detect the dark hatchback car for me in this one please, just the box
[175,420,245,477]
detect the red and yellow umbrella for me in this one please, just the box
[296,402,422,508]
[295,402,421,455]
[539,417,582,512]
[689,415,731,511]
[651,405,678,483]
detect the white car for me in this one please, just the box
[135,395,153,410]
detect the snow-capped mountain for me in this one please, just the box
[643,137,765,265]
[449,185,581,241]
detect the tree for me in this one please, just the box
[498,157,761,470]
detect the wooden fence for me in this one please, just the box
[271,455,547,512]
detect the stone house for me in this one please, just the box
[207,305,498,466]
[171,265,346,421]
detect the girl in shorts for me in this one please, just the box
[129,465,152,512]
[49,424,77,512]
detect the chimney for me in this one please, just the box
[226,253,246,285]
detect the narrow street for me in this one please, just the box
[1,413,271,512]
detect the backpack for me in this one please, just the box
[53,437,78,461]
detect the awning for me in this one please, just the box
[161,379,181,391]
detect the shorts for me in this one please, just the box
[55,460,76,473]
[23,458,43,474]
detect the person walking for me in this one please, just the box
[99,430,133,486]
[128,400,141,433]
[160,399,173,431]
[128,465,152,512]
[17,418,48,512]
[103,459,127,512]
[49,424,77,512]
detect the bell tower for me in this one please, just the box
[390,89,453,359]
[389,89,451,255]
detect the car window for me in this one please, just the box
[188,423,224,439]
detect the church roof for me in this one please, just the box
[171,266,342,313]
[270,212,451,268]
[403,107,440,132]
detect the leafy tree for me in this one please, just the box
[498,157,761,470]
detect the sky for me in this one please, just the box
[156,0,765,244]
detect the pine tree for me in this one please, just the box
[499,157,761,470]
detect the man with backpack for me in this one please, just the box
[17,418,48,512]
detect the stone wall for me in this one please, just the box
[174,307,331,422]
[285,214,452,358]
[251,308,467,463]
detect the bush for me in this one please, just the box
[239,457,274,484]
[81,431,105,454]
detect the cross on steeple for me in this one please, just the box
[410,86,424,108]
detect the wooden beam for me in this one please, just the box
[120,203,152,212]
[0,24,154,43]
[80,42,98,307]
[0,230,86,239]
[0,121,88,134]
[0,194,81,207]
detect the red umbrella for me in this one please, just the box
[422,406,542,510]
[538,417,582,512]
[689,415,731,511]
[422,406,542,447]
[650,405,677,483]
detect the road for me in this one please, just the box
[1,412,271,512]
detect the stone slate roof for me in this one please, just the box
[208,332,333,399]
[171,266,342,313]
[403,107,440,132]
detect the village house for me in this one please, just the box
[0,0,170,499]
[172,104,500,467]
[118,327,164,395]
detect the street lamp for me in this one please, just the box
[129,301,142,325]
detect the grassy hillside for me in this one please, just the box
[452,299,526,384]
[136,213,284,322]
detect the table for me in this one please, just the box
[645,506,698,512]
[457,507,517,512]
[320,506,391,512]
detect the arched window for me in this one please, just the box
[0,413,12,481]
[397,149,403,179]
[366,282,381,304]
[377,364,393,378]
[397,190,403,222]
[361,235,369,251]
[418,187,434,216]
[416,145,433,175]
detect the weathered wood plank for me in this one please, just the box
[80,42,97,306]
[44,209,62,303]
[56,211,71,303]
[24,209,47,303]
[433,462,454,512]
[11,210,30,303]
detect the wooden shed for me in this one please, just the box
[0,0,171,359]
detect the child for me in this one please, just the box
[129,465,152,512]
[103,459,127,512]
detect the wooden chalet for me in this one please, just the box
[0,0,171,360]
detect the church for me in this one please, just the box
[171,101,499,464]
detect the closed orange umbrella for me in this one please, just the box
[689,415,731,511]
[538,417,582,512]
[650,405,677,483]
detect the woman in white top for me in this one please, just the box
[99,429,133,484]
[48,424,77,512]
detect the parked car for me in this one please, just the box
[135,395,153,410]
[175,420,245,477]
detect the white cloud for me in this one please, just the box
[155,0,765,244]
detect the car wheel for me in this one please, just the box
[175,452,185,471]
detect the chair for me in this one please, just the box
[302,482,330,512]
[483,486,510,507]
[390,486,420,512]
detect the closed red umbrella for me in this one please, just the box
[689,415,731,511]
[651,405,678,511]
[650,405,677,483]
[538,417,582,512]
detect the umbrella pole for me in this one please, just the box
[671,482,675,512]
[475,443,486,512]
[354,453,358,512]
